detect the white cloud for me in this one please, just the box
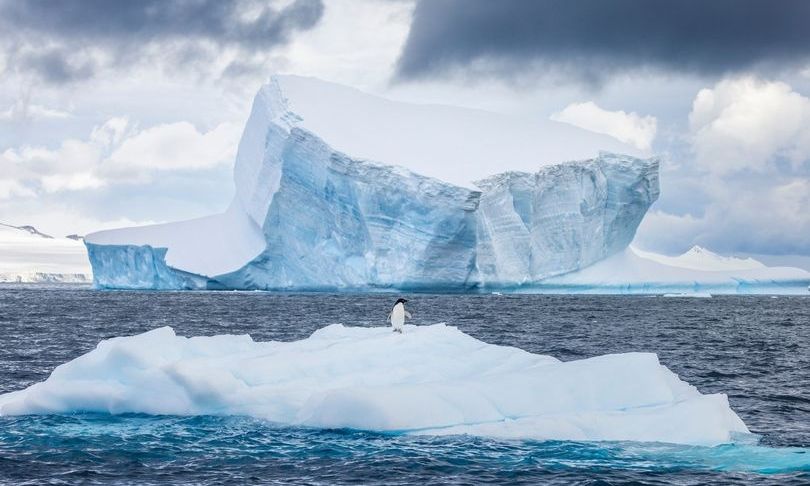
[0,117,239,196]
[0,179,35,199]
[107,121,240,171]
[90,117,129,146]
[690,77,810,174]
[0,205,160,238]
[635,177,810,256]
[0,101,71,121]
[40,172,105,193]
[279,0,414,91]
[550,101,657,151]
[634,210,705,253]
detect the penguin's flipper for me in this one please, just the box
[386,312,391,323]
[405,311,412,319]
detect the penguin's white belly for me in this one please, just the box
[391,304,405,330]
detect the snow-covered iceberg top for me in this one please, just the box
[0,324,749,446]
[84,76,660,290]
[635,245,766,272]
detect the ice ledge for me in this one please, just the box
[0,323,749,446]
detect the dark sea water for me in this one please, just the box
[1,286,809,485]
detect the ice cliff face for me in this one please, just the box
[218,128,481,290]
[475,154,659,286]
[85,78,660,290]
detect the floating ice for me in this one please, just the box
[0,324,749,446]
[538,246,810,294]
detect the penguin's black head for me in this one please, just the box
[395,298,408,304]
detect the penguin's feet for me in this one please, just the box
[393,328,402,334]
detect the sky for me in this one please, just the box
[0,0,808,263]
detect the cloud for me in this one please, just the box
[15,47,98,84]
[1,0,323,47]
[632,76,810,256]
[0,205,160,239]
[0,117,240,197]
[397,0,810,82]
[0,100,71,121]
[551,102,656,150]
[0,179,35,199]
[107,121,241,174]
[637,176,810,256]
[40,173,105,193]
[0,0,324,83]
[690,77,810,174]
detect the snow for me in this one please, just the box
[0,323,749,446]
[276,75,643,189]
[85,201,265,279]
[0,223,91,283]
[85,76,659,290]
[540,246,810,294]
[633,245,766,271]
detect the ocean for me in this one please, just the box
[1,287,809,485]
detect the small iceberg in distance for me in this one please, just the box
[0,323,749,446]
[663,292,713,298]
[538,246,810,294]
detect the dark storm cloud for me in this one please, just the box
[0,0,324,83]
[397,0,810,81]
[17,49,97,84]
[1,0,323,47]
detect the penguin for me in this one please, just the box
[387,298,412,333]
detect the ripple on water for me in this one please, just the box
[1,289,809,484]
[1,415,809,485]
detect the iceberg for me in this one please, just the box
[535,246,810,294]
[634,245,766,272]
[475,157,658,285]
[85,76,660,290]
[0,323,749,446]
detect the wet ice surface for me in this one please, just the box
[1,287,809,484]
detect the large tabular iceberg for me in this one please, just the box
[85,77,660,290]
[0,324,749,446]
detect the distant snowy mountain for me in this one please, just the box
[539,246,810,294]
[14,225,54,239]
[0,223,91,284]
